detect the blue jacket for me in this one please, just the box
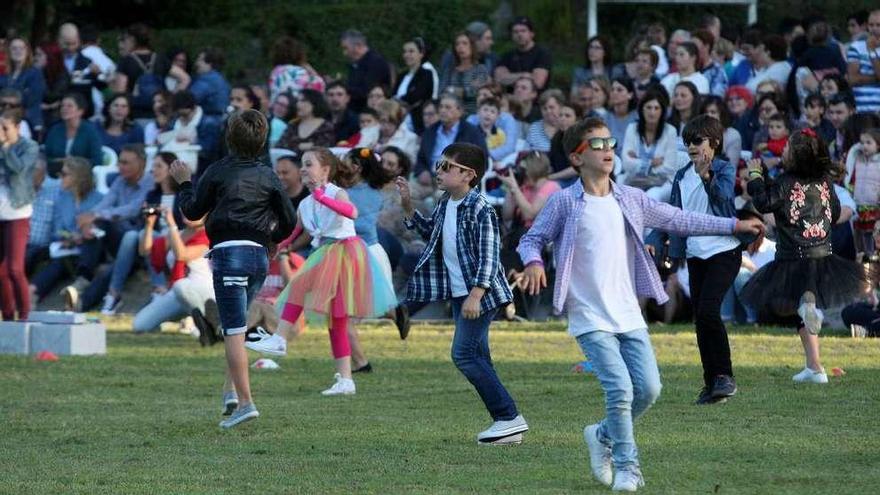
[0,68,46,129]
[0,138,39,208]
[43,120,104,173]
[53,189,104,240]
[647,158,752,258]
[415,119,489,176]
[189,70,230,116]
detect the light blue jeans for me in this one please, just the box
[576,328,662,469]
[720,268,757,324]
[109,229,166,294]
[132,277,214,333]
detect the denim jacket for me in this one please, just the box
[0,138,39,208]
[647,158,753,259]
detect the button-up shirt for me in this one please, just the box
[430,122,460,167]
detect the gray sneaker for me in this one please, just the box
[219,402,259,429]
[222,391,238,416]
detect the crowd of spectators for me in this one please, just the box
[2,9,880,331]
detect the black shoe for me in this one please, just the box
[191,308,217,347]
[394,304,411,340]
[711,375,737,399]
[352,362,373,373]
[204,299,223,342]
[695,387,728,405]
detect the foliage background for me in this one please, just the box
[6,0,880,88]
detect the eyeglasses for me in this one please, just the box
[0,101,20,109]
[435,158,474,174]
[573,137,617,153]
[683,136,707,147]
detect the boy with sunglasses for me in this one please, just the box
[647,115,753,406]
[397,143,527,445]
[518,118,762,491]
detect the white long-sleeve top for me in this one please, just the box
[621,122,680,180]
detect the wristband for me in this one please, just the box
[525,260,544,268]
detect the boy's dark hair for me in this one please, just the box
[848,10,869,26]
[201,47,225,70]
[761,34,788,61]
[563,117,609,156]
[804,93,826,109]
[828,91,856,110]
[741,28,763,47]
[767,112,790,129]
[442,143,486,188]
[479,97,501,111]
[636,48,659,69]
[338,148,391,189]
[325,81,348,94]
[693,29,715,50]
[682,114,724,155]
[786,129,832,179]
[171,90,196,111]
[226,109,268,158]
[359,107,379,120]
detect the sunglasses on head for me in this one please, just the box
[435,158,474,174]
[573,137,617,153]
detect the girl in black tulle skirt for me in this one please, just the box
[741,128,874,384]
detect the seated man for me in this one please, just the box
[26,155,62,275]
[59,144,153,311]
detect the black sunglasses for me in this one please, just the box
[683,136,707,147]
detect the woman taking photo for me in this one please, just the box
[98,93,145,153]
[393,37,436,135]
[0,110,38,320]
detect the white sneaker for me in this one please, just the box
[584,424,613,486]
[321,373,356,396]
[612,467,645,492]
[244,327,287,356]
[99,294,122,315]
[477,414,529,443]
[797,292,823,334]
[792,367,828,384]
[851,324,868,338]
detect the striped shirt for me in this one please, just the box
[847,40,880,113]
[404,187,512,313]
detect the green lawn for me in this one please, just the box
[2,320,879,494]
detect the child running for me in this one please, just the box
[397,142,528,445]
[245,147,397,395]
[742,128,875,383]
[518,117,762,491]
[172,109,296,428]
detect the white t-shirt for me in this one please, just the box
[566,192,646,336]
[442,197,468,297]
[661,71,710,95]
[745,61,793,95]
[680,166,740,259]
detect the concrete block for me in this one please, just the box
[28,311,87,324]
[0,321,31,354]
[30,323,106,356]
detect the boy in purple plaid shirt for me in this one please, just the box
[397,143,528,445]
[518,118,762,491]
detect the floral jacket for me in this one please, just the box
[748,172,841,260]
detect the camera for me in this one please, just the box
[141,205,161,217]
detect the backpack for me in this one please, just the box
[131,53,163,109]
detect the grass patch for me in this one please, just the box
[2,320,879,494]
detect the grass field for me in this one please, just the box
[2,319,879,494]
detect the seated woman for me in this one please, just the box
[621,88,679,201]
[43,93,103,176]
[438,32,490,114]
[132,206,212,334]
[268,91,294,147]
[97,93,145,153]
[700,95,743,168]
[143,90,173,146]
[375,99,419,162]
[29,157,103,303]
[525,89,565,153]
[276,89,335,152]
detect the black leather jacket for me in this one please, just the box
[748,172,841,260]
[177,155,296,248]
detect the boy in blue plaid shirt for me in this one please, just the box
[397,143,528,445]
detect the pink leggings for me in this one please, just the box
[281,297,350,359]
[0,219,30,320]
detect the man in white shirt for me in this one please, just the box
[745,34,793,95]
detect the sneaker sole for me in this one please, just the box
[244,342,287,356]
[583,425,613,487]
[478,433,523,445]
[477,424,529,442]
[320,389,356,396]
[219,410,259,428]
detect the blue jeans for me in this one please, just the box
[576,328,662,469]
[450,297,518,421]
[109,229,167,294]
[209,245,268,336]
[721,268,758,324]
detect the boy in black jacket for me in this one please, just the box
[172,109,296,428]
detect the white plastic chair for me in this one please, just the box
[269,147,297,167]
[92,146,118,194]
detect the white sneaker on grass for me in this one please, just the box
[245,327,287,356]
[584,424,613,486]
[477,414,529,444]
[99,293,122,315]
[321,373,355,396]
[612,467,645,492]
[219,402,258,428]
[792,367,828,384]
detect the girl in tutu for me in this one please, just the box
[245,147,397,395]
[741,128,874,384]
